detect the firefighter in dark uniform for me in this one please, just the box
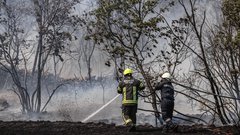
[117,68,145,132]
[155,72,177,132]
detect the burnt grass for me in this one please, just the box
[0,121,239,135]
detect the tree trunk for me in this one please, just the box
[36,32,43,113]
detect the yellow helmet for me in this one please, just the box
[123,68,133,75]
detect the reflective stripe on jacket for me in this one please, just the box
[117,76,145,105]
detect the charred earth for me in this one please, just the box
[0,121,239,135]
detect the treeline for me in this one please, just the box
[0,0,240,125]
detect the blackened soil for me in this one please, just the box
[0,121,239,135]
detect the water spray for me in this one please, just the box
[82,94,120,123]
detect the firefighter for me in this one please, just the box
[155,72,177,132]
[117,68,145,132]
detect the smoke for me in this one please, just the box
[0,0,223,126]
[46,78,120,122]
[0,77,121,121]
[0,76,204,126]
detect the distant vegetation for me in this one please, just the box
[0,0,240,125]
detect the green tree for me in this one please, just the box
[0,0,81,113]
[84,0,183,123]
[166,0,240,124]
[32,0,81,112]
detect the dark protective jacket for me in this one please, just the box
[117,76,145,105]
[155,78,174,101]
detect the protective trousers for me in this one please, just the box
[161,99,174,121]
[122,105,137,125]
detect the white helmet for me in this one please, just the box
[161,72,171,79]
